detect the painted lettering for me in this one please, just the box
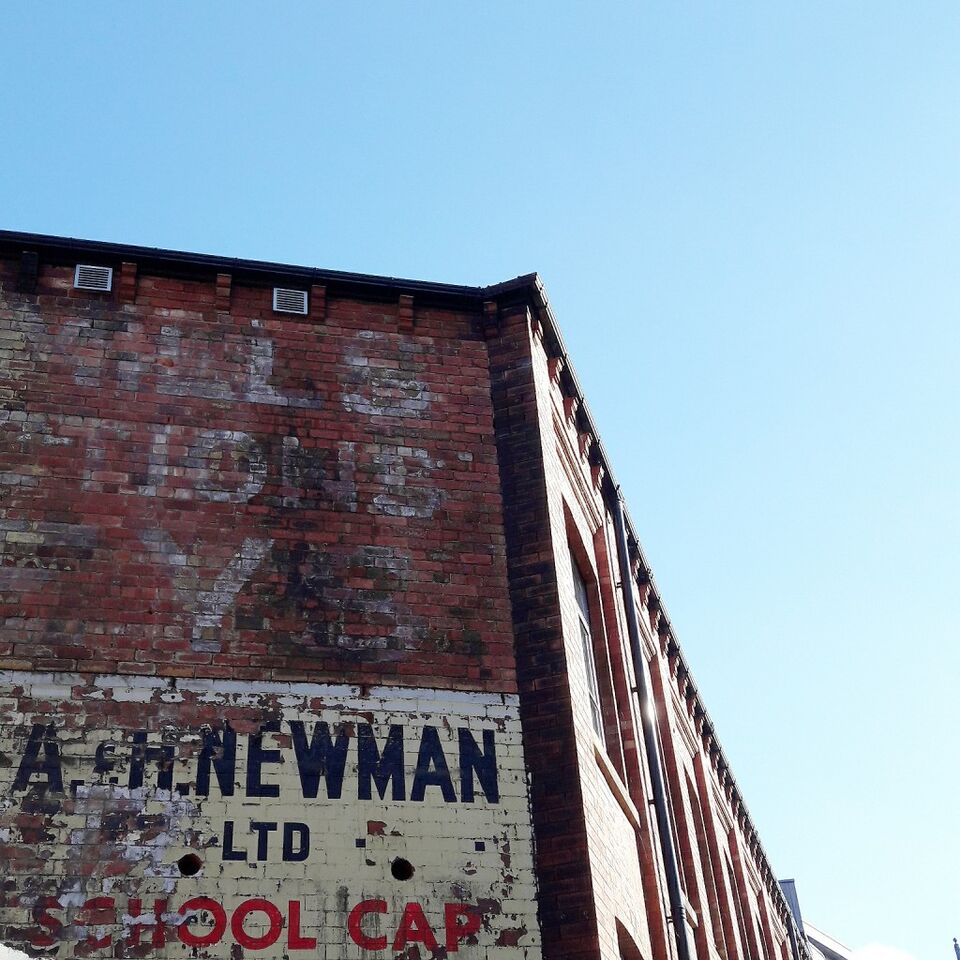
[125,898,168,948]
[289,719,349,799]
[128,732,174,791]
[231,899,283,950]
[81,897,115,948]
[458,727,499,803]
[30,897,61,948]
[250,821,278,860]
[246,722,282,797]
[221,820,247,861]
[195,724,236,797]
[393,902,439,953]
[178,897,227,948]
[25,897,494,953]
[93,740,116,776]
[347,899,388,950]
[445,904,482,952]
[282,822,310,862]
[411,725,456,802]
[9,719,504,804]
[357,724,405,801]
[12,722,63,793]
[287,901,317,950]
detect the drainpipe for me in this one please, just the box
[786,912,803,960]
[612,487,692,960]
[779,879,808,960]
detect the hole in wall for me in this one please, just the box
[391,857,414,881]
[177,853,203,877]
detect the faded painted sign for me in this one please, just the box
[0,673,542,958]
[0,286,516,690]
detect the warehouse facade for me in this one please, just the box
[0,231,808,960]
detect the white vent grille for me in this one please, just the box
[273,287,308,315]
[74,264,113,292]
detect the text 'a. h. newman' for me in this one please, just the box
[12,720,502,804]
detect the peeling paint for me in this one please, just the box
[0,675,541,959]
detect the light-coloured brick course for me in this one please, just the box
[0,674,540,958]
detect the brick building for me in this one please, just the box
[0,231,810,960]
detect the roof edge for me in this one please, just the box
[0,229,539,307]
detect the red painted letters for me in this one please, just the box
[30,895,492,952]
[177,897,227,947]
[231,898,283,950]
[347,899,388,950]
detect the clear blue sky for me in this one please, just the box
[3,4,957,958]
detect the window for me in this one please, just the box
[616,921,645,960]
[726,849,755,960]
[687,770,728,957]
[571,553,605,744]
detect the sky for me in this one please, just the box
[2,3,958,958]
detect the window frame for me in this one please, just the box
[570,551,606,746]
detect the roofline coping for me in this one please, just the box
[0,228,538,306]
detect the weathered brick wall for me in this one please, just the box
[0,260,513,690]
[0,671,540,958]
[0,240,802,960]
[0,252,542,959]
[499,302,801,960]
[486,304,602,960]
[531,340,663,960]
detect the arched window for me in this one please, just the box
[616,920,645,960]
[571,552,605,744]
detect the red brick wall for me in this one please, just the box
[0,252,545,960]
[520,329,665,960]
[0,243,802,960]
[485,302,601,960]
[0,259,514,692]
[491,298,801,960]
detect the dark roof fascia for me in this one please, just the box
[0,230,497,310]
